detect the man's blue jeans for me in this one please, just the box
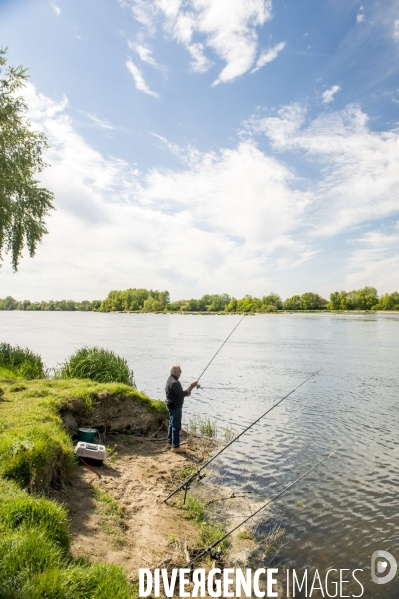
[168,407,182,448]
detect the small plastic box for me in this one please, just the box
[74,441,107,466]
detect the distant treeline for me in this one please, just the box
[0,298,102,311]
[1,286,398,313]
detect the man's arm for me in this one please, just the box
[171,379,198,399]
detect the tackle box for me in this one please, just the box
[74,441,107,466]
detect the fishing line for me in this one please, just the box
[195,286,270,385]
[183,442,345,568]
[164,369,322,503]
[196,313,247,384]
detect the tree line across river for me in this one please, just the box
[1,286,399,313]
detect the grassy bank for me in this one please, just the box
[0,372,167,598]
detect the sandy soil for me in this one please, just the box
[52,433,217,582]
[51,431,285,598]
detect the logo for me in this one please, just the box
[371,551,397,585]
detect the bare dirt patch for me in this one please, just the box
[51,433,216,581]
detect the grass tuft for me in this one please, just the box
[237,528,254,540]
[223,424,237,442]
[56,346,136,387]
[0,492,70,551]
[187,415,217,438]
[0,342,45,379]
[181,494,229,554]
[92,485,125,520]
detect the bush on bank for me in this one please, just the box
[0,342,45,379]
[57,346,136,387]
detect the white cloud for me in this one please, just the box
[51,3,61,16]
[321,85,341,103]
[81,112,115,130]
[187,42,213,73]
[357,13,365,23]
[128,40,159,67]
[122,0,273,84]
[251,41,285,73]
[393,20,399,41]
[139,140,310,247]
[244,103,306,144]
[345,228,399,292]
[126,58,160,98]
[245,103,399,239]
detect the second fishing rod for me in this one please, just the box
[164,368,322,503]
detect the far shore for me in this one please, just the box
[102,310,399,315]
[2,309,399,315]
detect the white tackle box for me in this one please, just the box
[74,442,107,466]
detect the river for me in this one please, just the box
[1,311,398,597]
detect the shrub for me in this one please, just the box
[0,343,45,379]
[57,346,136,387]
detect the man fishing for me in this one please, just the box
[166,365,198,453]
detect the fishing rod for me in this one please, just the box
[164,369,322,503]
[183,443,345,569]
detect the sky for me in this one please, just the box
[0,0,399,302]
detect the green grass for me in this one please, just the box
[92,485,127,548]
[0,480,70,551]
[92,485,125,520]
[0,366,19,380]
[0,383,76,491]
[0,477,130,598]
[0,342,45,379]
[57,346,136,387]
[170,463,198,484]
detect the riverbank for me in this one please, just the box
[0,374,266,597]
[50,432,222,576]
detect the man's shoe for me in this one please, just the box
[171,447,183,453]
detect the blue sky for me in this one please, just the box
[1,0,399,301]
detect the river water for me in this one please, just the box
[1,311,398,597]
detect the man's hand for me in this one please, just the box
[188,380,198,393]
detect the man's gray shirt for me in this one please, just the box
[165,374,188,409]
